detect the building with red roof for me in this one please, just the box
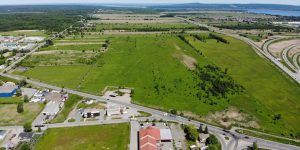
[139,126,161,150]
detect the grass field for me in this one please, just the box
[95,23,201,31]
[0,103,44,126]
[0,30,48,37]
[14,33,300,137]
[19,65,91,89]
[0,97,22,104]
[35,123,130,150]
[39,44,102,51]
[186,34,300,137]
[50,94,82,123]
[21,51,100,67]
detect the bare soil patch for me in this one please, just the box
[269,39,300,58]
[205,107,259,129]
[173,45,197,70]
[288,46,300,57]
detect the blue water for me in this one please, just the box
[246,9,300,17]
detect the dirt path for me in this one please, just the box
[173,44,197,70]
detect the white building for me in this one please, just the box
[106,104,127,116]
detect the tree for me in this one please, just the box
[23,122,32,132]
[207,145,218,150]
[253,142,258,150]
[45,39,54,46]
[20,143,31,150]
[204,126,209,134]
[170,109,177,115]
[19,79,27,86]
[17,102,24,113]
[205,135,219,145]
[23,95,29,103]
[16,89,22,97]
[182,125,198,141]
[198,125,203,133]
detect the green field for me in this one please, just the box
[186,34,300,137]
[50,94,82,123]
[35,123,130,150]
[0,97,23,104]
[14,33,300,138]
[39,44,102,51]
[0,30,48,37]
[0,103,44,126]
[94,23,202,31]
[21,51,100,67]
[19,65,91,89]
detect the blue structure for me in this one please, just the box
[0,85,19,97]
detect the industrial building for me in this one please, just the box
[0,82,19,97]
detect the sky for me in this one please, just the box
[0,0,299,5]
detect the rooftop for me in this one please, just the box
[160,129,172,140]
[0,84,18,93]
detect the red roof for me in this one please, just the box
[139,126,161,150]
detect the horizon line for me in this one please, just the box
[0,2,299,7]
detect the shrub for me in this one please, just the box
[205,134,219,145]
[17,102,24,113]
[23,122,32,132]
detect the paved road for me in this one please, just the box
[0,42,45,74]
[293,52,300,70]
[130,121,139,150]
[45,119,129,128]
[281,44,300,73]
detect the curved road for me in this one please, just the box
[282,44,300,73]
[293,52,300,70]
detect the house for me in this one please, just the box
[139,126,161,150]
[42,101,61,116]
[106,104,126,116]
[189,145,197,150]
[198,133,210,143]
[139,126,173,150]
[82,109,100,118]
[0,82,19,97]
[159,129,172,142]
[18,132,34,141]
[0,130,7,140]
